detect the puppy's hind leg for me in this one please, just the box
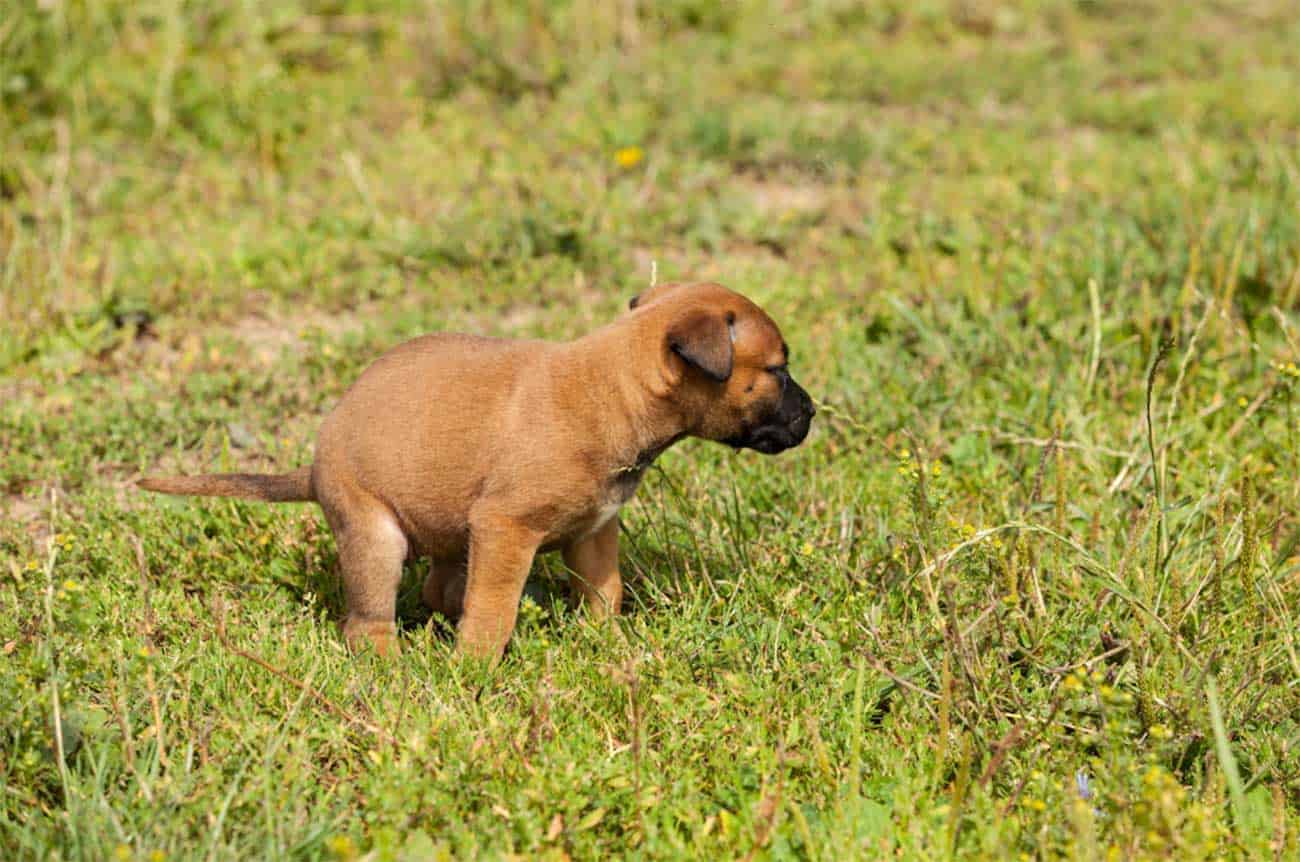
[319,487,409,656]
[422,555,467,622]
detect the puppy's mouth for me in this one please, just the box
[721,377,816,455]
[722,413,813,456]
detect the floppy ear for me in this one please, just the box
[667,309,734,382]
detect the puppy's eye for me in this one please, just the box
[766,365,788,376]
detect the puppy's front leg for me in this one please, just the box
[457,511,542,662]
[563,517,623,620]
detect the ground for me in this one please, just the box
[2,1,1299,859]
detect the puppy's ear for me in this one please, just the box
[628,281,686,312]
[667,309,734,382]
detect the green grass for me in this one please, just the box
[3,1,1299,858]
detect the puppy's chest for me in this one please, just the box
[573,468,644,538]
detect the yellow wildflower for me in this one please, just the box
[326,835,357,860]
[614,146,645,168]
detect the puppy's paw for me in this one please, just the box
[342,618,399,657]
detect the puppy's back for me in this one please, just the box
[312,333,552,536]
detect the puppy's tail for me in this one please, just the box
[138,466,314,502]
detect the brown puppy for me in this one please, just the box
[140,282,814,660]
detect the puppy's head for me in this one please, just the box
[630,282,814,455]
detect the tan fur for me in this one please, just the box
[138,467,312,502]
[140,283,811,661]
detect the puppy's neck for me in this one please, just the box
[558,321,691,475]
[611,432,684,479]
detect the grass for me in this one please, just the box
[2,0,1299,858]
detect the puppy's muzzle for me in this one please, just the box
[726,375,816,455]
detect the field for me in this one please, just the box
[3,1,1299,858]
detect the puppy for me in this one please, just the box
[140,282,814,660]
